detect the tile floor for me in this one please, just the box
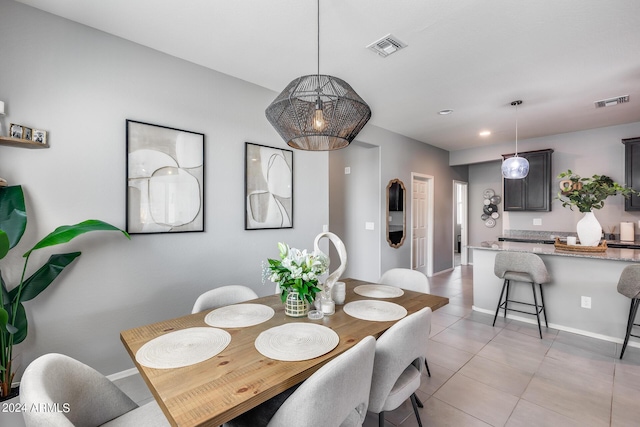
[362,265,640,427]
[112,265,640,427]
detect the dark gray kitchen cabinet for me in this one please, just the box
[623,137,640,211]
[502,149,553,211]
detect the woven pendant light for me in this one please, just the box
[265,0,371,151]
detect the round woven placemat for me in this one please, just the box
[136,327,231,369]
[343,300,408,322]
[204,303,275,328]
[254,323,339,361]
[354,284,404,298]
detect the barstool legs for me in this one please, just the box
[492,279,509,327]
[620,298,640,359]
[492,279,547,339]
[531,283,542,339]
[539,284,548,327]
[504,280,510,319]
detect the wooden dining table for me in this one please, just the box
[120,278,449,427]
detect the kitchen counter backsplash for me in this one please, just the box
[502,229,575,240]
[502,229,631,241]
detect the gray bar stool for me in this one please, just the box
[617,264,640,359]
[492,251,551,338]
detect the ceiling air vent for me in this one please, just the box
[594,95,630,108]
[366,34,407,58]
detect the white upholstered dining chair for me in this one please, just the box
[368,307,432,427]
[20,353,170,427]
[191,285,259,313]
[378,268,433,376]
[223,336,376,427]
[379,268,430,294]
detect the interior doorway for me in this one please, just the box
[411,173,434,276]
[453,181,468,267]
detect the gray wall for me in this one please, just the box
[468,161,505,263]
[328,141,380,282]
[0,0,328,376]
[466,122,640,257]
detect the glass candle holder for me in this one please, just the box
[332,281,346,304]
[320,294,335,315]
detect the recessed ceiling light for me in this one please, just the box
[479,130,491,137]
[438,109,453,115]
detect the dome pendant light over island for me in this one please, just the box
[501,100,529,179]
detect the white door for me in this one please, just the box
[460,182,469,265]
[412,179,427,273]
[411,174,433,276]
[453,181,469,267]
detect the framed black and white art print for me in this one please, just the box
[126,120,205,234]
[245,142,293,230]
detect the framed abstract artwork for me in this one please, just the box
[126,120,205,234]
[245,142,293,230]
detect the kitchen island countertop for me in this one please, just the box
[469,241,640,262]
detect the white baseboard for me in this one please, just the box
[472,306,640,349]
[107,367,139,382]
[432,267,454,277]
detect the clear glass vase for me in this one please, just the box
[285,291,309,317]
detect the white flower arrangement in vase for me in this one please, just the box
[265,242,328,304]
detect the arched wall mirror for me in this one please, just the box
[386,179,406,248]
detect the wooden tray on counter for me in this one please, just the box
[553,237,607,253]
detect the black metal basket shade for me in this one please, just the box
[265,74,372,151]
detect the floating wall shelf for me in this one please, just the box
[0,136,49,149]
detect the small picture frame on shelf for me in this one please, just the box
[22,127,32,141]
[9,123,22,139]
[32,129,47,145]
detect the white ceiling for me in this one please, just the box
[15,0,640,152]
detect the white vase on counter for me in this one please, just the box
[576,211,602,246]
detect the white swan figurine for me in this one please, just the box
[313,232,347,295]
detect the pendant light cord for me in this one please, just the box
[515,102,518,156]
[317,0,320,81]
[511,100,522,156]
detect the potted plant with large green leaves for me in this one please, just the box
[0,185,130,399]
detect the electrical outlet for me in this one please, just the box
[581,296,591,309]
[533,218,542,226]
[344,167,351,174]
